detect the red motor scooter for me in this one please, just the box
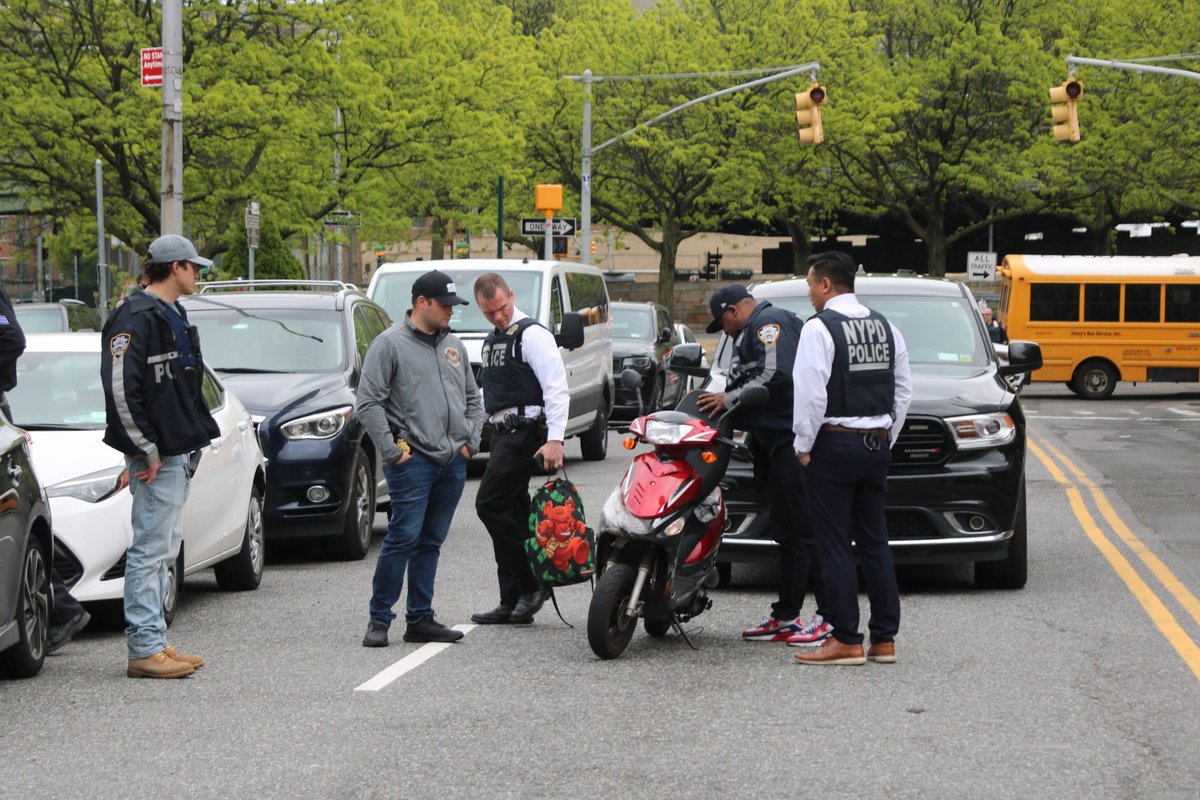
[587,370,767,659]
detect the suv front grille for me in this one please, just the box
[613,356,624,373]
[892,416,952,467]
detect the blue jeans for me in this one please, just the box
[369,451,467,627]
[125,454,190,659]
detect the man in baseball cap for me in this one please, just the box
[147,234,213,270]
[705,284,753,333]
[411,270,469,306]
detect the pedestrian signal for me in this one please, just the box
[795,84,827,145]
[1049,78,1083,143]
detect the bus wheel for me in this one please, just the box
[1071,359,1117,400]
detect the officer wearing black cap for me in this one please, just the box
[697,284,829,645]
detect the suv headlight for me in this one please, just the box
[624,356,652,369]
[281,406,352,440]
[946,413,1016,450]
[48,465,129,503]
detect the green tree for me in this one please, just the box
[218,218,304,280]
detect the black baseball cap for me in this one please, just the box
[705,284,752,333]
[411,270,468,306]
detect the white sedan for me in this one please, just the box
[7,333,267,624]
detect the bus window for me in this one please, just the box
[1124,284,1160,322]
[1030,283,1079,322]
[1083,284,1120,322]
[1165,284,1200,322]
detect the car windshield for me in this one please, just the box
[371,269,542,333]
[715,292,987,372]
[9,351,106,429]
[13,307,66,333]
[611,307,655,341]
[188,307,346,373]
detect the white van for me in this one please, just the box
[367,258,614,460]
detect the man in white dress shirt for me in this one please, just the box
[472,272,570,625]
[791,251,913,666]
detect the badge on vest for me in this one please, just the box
[757,323,781,345]
[506,323,520,336]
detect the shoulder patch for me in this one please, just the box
[109,332,132,361]
[506,323,520,336]
[757,323,781,345]
[444,346,461,368]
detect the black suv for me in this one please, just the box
[610,301,683,419]
[13,299,102,333]
[182,281,391,560]
[676,275,1042,589]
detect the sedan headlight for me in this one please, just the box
[48,465,129,503]
[281,406,352,440]
[946,413,1016,450]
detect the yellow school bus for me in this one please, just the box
[998,255,1200,399]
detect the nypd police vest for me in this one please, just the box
[816,308,896,417]
[480,317,545,415]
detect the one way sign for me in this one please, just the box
[521,217,577,236]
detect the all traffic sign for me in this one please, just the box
[521,217,577,237]
[967,251,997,282]
[141,47,163,88]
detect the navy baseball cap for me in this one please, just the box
[706,284,752,333]
[412,270,469,306]
[147,234,213,269]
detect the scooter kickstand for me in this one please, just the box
[671,616,701,650]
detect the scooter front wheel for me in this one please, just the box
[588,563,638,659]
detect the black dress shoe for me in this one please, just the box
[511,586,550,620]
[362,621,389,648]
[403,617,465,643]
[471,605,515,624]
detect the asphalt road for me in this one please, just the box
[2,382,1199,799]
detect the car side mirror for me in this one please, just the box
[555,312,585,350]
[667,343,709,378]
[999,340,1042,375]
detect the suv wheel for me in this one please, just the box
[0,537,50,678]
[975,484,1027,589]
[328,448,375,561]
[580,403,609,461]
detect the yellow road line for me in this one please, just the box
[1035,436,1200,630]
[1028,438,1200,682]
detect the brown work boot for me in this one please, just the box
[127,650,196,679]
[867,641,897,664]
[793,638,866,666]
[163,644,205,669]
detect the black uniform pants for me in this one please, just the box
[475,422,544,606]
[758,436,827,621]
[800,430,900,645]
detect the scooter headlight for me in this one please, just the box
[659,517,686,537]
[642,420,691,445]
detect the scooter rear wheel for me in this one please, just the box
[588,563,638,659]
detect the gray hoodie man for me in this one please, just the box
[356,314,484,465]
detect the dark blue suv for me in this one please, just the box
[183,282,391,560]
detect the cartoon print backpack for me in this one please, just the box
[525,476,595,588]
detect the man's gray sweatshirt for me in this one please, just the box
[356,316,484,466]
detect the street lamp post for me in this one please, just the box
[570,63,820,266]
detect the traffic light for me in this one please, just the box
[795,83,827,145]
[589,240,597,256]
[704,251,722,280]
[1049,77,1083,143]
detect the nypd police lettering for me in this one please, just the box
[841,318,892,372]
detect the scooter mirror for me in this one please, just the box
[734,384,770,409]
[620,369,643,391]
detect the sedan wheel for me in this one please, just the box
[0,538,50,678]
[214,484,265,590]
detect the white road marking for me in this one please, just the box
[1168,407,1200,417]
[355,624,475,692]
[1075,410,1097,415]
[1032,416,1200,422]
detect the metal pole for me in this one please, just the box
[580,70,593,265]
[544,215,552,261]
[497,175,505,259]
[73,250,79,300]
[1066,55,1200,82]
[95,159,108,310]
[35,231,44,300]
[248,245,255,282]
[161,0,183,234]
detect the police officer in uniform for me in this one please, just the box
[697,285,829,645]
[791,251,912,666]
[472,272,570,625]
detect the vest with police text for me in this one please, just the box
[480,317,545,415]
[816,308,896,418]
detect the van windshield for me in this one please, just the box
[371,269,543,333]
